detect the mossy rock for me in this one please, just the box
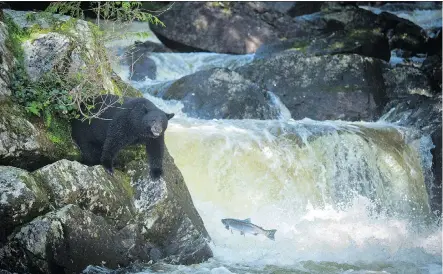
[0,99,80,171]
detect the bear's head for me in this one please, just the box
[141,109,175,138]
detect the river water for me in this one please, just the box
[100,6,442,274]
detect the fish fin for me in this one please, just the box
[225,225,229,230]
[242,218,251,223]
[265,229,277,240]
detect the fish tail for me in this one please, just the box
[265,229,277,240]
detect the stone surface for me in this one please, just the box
[0,205,154,273]
[382,65,433,98]
[127,149,213,264]
[153,67,278,120]
[237,52,388,121]
[255,28,390,61]
[0,166,49,244]
[33,160,135,229]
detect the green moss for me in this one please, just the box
[45,116,80,160]
[329,41,345,50]
[111,74,143,98]
[117,172,134,198]
[291,40,310,53]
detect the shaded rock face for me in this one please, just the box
[0,166,49,244]
[0,17,14,100]
[0,205,152,273]
[237,52,387,121]
[155,68,278,120]
[255,29,390,61]
[382,65,433,98]
[0,157,212,273]
[0,101,80,171]
[150,2,279,54]
[150,3,431,55]
[421,55,442,94]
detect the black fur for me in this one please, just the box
[71,95,174,178]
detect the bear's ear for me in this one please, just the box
[166,113,175,120]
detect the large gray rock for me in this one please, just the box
[255,28,390,61]
[0,86,81,172]
[5,10,116,94]
[33,160,135,229]
[0,100,80,171]
[382,65,433,98]
[150,2,279,54]
[22,32,70,82]
[0,17,14,100]
[237,52,388,121]
[0,166,49,244]
[154,68,278,120]
[0,151,212,273]
[0,205,154,273]
[128,149,212,264]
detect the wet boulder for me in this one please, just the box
[382,65,433,98]
[154,68,278,120]
[237,52,388,121]
[377,11,428,54]
[381,95,442,215]
[255,28,390,61]
[421,55,442,94]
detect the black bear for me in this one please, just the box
[71,94,174,178]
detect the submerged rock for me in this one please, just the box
[237,52,388,121]
[382,95,442,215]
[155,67,278,120]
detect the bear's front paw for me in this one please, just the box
[150,168,163,180]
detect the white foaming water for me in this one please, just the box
[102,22,441,274]
[136,118,441,274]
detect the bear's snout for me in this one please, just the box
[151,122,163,137]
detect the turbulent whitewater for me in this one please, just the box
[103,9,442,273]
